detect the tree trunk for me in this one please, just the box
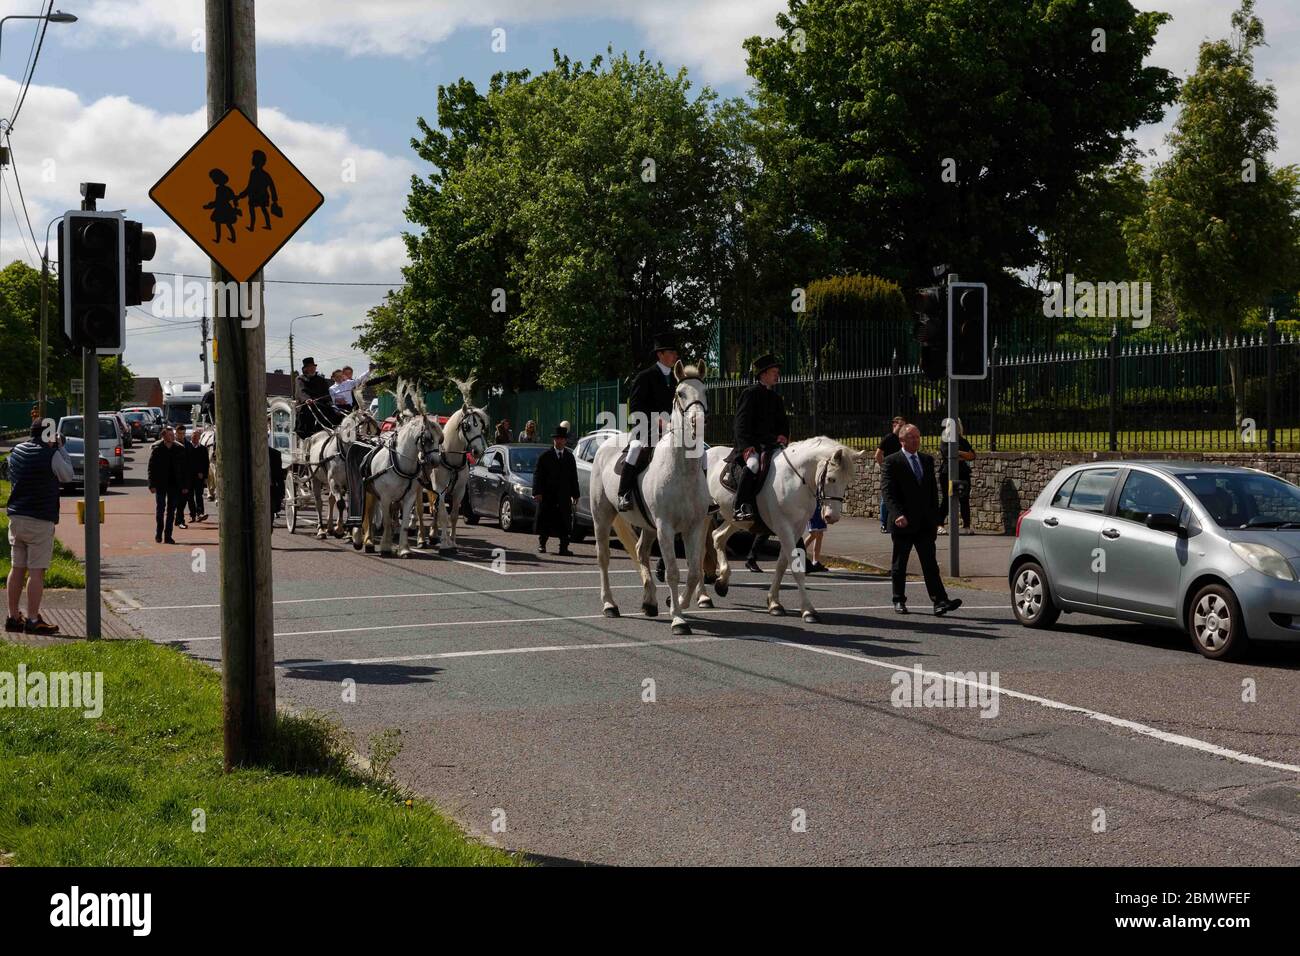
[1226,345,1247,432]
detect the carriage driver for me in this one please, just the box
[729,353,789,522]
[616,334,678,513]
[295,357,340,439]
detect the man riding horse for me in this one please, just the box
[617,334,678,513]
[728,353,789,522]
[295,357,342,439]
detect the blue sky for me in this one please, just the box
[3,0,1298,384]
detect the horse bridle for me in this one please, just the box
[783,448,845,506]
[672,377,707,445]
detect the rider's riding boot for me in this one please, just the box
[616,460,638,512]
[734,468,758,522]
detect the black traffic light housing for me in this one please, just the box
[61,210,125,354]
[914,285,946,381]
[124,219,157,306]
[948,282,988,379]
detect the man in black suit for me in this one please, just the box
[147,426,189,544]
[728,353,789,521]
[172,424,192,530]
[188,432,210,522]
[881,425,962,616]
[618,334,678,513]
[533,425,580,556]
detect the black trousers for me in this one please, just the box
[538,502,571,549]
[155,488,181,537]
[189,481,206,518]
[890,530,949,605]
[170,489,189,526]
[938,476,970,527]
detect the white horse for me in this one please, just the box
[317,408,382,537]
[198,427,218,501]
[351,411,441,557]
[590,361,711,635]
[427,377,490,556]
[703,437,864,622]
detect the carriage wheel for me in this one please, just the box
[286,472,299,533]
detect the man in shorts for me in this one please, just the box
[5,420,73,635]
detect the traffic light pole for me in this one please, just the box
[208,0,276,769]
[83,348,101,639]
[947,274,959,578]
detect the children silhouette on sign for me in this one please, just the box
[239,149,279,232]
[204,168,239,243]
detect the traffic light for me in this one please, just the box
[949,282,988,379]
[124,219,157,306]
[914,285,946,381]
[60,210,125,353]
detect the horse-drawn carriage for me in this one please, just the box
[270,396,316,533]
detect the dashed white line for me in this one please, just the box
[296,635,727,666]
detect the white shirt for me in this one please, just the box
[329,368,372,407]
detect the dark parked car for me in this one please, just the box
[463,443,546,532]
[121,409,154,441]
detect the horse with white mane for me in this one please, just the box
[426,376,490,556]
[351,400,441,557]
[298,406,381,539]
[703,436,865,622]
[589,361,711,635]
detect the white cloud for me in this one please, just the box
[0,71,412,381]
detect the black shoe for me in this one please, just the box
[734,504,756,522]
[155,532,162,543]
[933,598,963,616]
[806,561,826,573]
[893,601,909,614]
[165,536,177,545]
[616,493,635,513]
[557,548,574,557]
[745,558,763,574]
[4,617,23,633]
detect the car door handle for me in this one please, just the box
[1043,517,1059,527]
[1102,528,1120,539]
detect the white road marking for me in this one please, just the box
[295,635,727,666]
[127,579,878,611]
[759,638,1300,775]
[174,604,1010,643]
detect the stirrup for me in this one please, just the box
[734,504,756,522]
[616,493,635,513]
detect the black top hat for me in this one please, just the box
[552,425,569,439]
[301,357,316,368]
[651,334,677,354]
[751,353,780,375]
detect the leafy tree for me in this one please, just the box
[744,0,1177,295]
[1126,0,1300,423]
[804,274,909,369]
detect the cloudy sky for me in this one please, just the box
[3,0,1298,384]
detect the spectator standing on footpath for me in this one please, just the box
[518,420,537,443]
[148,425,189,544]
[937,418,975,536]
[495,420,513,445]
[173,424,192,530]
[5,421,74,635]
[875,415,906,533]
[188,430,210,522]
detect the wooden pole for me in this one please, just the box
[206,0,276,769]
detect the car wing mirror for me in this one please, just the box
[1145,512,1182,534]
[489,462,503,473]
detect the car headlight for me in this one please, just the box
[1230,542,1296,581]
[512,482,529,495]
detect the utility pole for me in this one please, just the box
[946,272,959,578]
[207,0,276,769]
[200,313,210,383]
[78,189,102,641]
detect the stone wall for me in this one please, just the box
[843,450,1300,534]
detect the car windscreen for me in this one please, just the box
[124,412,147,422]
[1176,472,1300,529]
[508,446,546,474]
[58,419,116,440]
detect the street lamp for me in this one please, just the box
[0,11,78,83]
[288,312,324,394]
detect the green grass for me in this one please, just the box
[0,639,521,866]
[0,478,86,590]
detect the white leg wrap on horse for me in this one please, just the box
[626,440,643,466]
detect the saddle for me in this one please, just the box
[721,447,774,493]
[613,443,656,476]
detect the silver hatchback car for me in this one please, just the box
[1010,462,1300,659]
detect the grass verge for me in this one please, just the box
[0,479,86,590]
[0,638,521,866]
